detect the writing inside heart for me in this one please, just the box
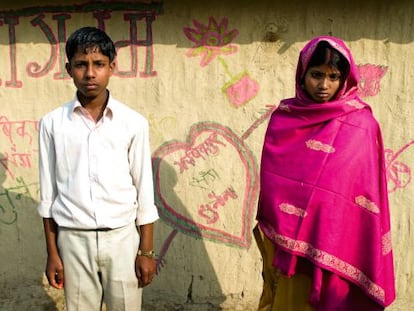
[152,122,258,248]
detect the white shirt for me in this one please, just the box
[38,94,159,229]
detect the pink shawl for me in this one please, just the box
[257,36,395,309]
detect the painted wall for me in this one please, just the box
[0,0,413,310]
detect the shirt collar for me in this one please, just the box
[70,91,115,120]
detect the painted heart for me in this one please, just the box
[152,122,258,248]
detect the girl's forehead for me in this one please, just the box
[307,64,341,73]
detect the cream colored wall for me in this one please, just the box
[0,0,413,310]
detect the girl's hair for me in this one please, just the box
[306,41,349,78]
[65,27,116,63]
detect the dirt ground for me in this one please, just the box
[0,276,64,311]
[0,275,252,311]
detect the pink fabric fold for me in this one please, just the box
[257,36,395,309]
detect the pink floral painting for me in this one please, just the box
[385,146,413,193]
[357,64,388,97]
[222,73,259,107]
[183,17,259,107]
[183,17,239,67]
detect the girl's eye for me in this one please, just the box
[328,74,341,81]
[310,72,325,79]
[310,71,341,81]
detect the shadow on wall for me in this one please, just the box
[1,0,414,49]
[0,153,61,311]
[170,0,414,55]
[144,158,225,310]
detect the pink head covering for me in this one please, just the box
[257,36,395,308]
[295,36,359,102]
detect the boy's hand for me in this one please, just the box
[135,255,156,288]
[46,254,64,289]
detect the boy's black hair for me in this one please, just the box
[65,26,116,63]
[307,41,349,79]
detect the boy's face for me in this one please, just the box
[65,47,115,101]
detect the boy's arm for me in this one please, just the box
[38,118,63,289]
[129,118,158,286]
[135,222,156,287]
[43,218,64,289]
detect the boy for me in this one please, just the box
[38,26,159,310]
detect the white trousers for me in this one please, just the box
[58,222,142,311]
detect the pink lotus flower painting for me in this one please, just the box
[184,17,239,67]
[183,17,259,107]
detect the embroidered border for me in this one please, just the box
[355,195,380,214]
[279,203,307,218]
[262,224,385,304]
[305,139,335,153]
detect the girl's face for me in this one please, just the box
[303,64,342,103]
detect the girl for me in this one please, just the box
[255,36,395,311]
